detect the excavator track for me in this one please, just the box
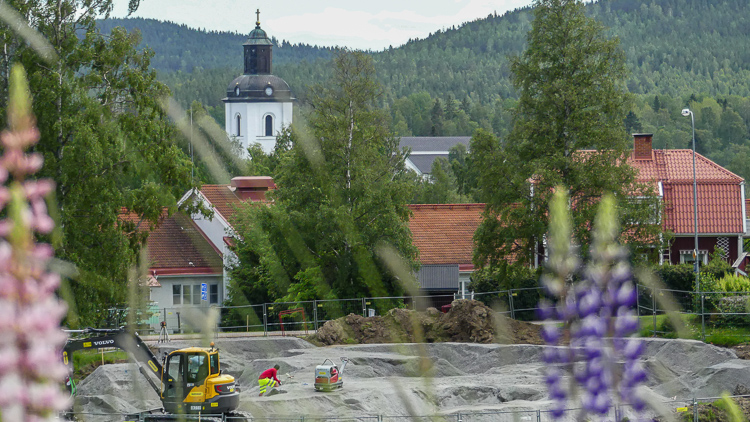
[125,409,227,422]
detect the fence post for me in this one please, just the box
[313,300,318,331]
[263,303,268,337]
[362,298,367,317]
[701,293,706,341]
[508,290,515,320]
[652,288,657,337]
[536,409,541,422]
[635,284,640,317]
[456,412,462,422]
[693,397,698,422]
[614,404,619,422]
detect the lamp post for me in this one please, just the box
[682,108,699,293]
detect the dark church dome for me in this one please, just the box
[225,74,294,102]
[244,26,272,46]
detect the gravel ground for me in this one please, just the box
[70,336,750,421]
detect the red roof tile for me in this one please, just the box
[662,182,743,234]
[146,212,222,274]
[627,149,743,235]
[408,204,484,265]
[198,179,274,223]
[200,185,244,223]
[628,149,742,184]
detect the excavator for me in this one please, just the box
[62,328,240,419]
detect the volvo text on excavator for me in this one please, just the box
[62,328,240,417]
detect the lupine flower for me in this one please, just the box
[540,189,647,420]
[0,65,69,421]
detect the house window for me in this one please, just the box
[680,249,708,265]
[174,283,216,305]
[210,284,219,304]
[716,237,730,260]
[236,114,242,136]
[172,285,181,305]
[192,285,201,305]
[265,115,273,136]
[182,285,192,305]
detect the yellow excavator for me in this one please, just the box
[63,328,240,419]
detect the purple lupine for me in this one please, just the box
[541,190,647,420]
[0,65,70,421]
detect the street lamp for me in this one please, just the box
[682,108,699,293]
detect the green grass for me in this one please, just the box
[638,314,750,347]
[71,349,129,379]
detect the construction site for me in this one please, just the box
[66,301,750,421]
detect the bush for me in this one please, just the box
[652,254,734,293]
[469,264,541,320]
[704,273,750,328]
[652,263,695,291]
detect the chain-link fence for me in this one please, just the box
[63,394,749,422]
[94,290,547,335]
[637,284,750,341]
[92,285,750,341]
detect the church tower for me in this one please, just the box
[224,11,294,154]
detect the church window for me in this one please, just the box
[236,114,241,136]
[265,115,273,136]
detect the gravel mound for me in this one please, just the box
[311,300,542,346]
[73,363,162,421]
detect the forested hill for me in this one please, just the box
[373,0,750,102]
[99,0,750,108]
[96,18,335,73]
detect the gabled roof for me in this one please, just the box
[190,177,276,225]
[407,154,444,174]
[408,203,484,266]
[628,149,742,184]
[147,212,223,275]
[626,149,744,235]
[399,136,471,152]
[199,184,244,223]
[118,209,223,276]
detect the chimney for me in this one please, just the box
[230,176,276,201]
[633,133,653,160]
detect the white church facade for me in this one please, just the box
[223,12,294,154]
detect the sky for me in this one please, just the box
[110,0,535,51]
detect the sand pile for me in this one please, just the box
[311,299,543,346]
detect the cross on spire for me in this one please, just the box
[255,9,260,27]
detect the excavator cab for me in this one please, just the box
[160,346,239,414]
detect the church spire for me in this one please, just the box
[243,9,273,75]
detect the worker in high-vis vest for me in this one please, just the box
[258,364,282,396]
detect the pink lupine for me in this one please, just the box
[0,65,70,421]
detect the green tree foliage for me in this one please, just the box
[0,1,194,326]
[411,158,469,204]
[473,0,661,269]
[227,51,418,305]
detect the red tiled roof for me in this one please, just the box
[628,149,742,184]
[627,149,743,235]
[198,179,274,223]
[662,182,743,234]
[200,185,244,223]
[147,212,222,274]
[408,204,484,265]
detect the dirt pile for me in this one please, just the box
[310,299,543,346]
